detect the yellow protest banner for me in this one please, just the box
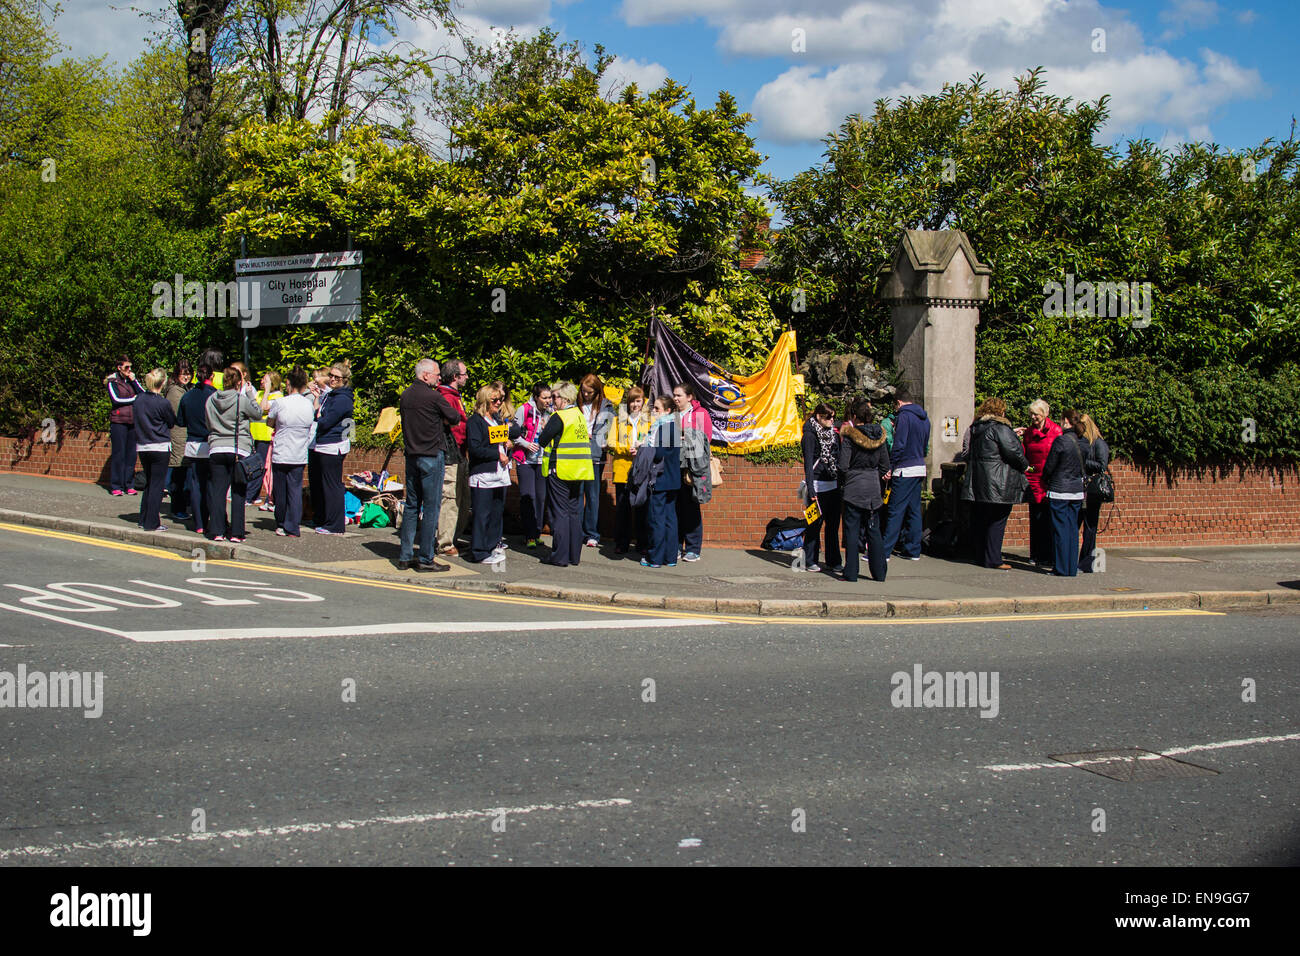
[488,424,509,444]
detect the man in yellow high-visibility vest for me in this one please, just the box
[536,381,595,566]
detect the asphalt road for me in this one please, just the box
[0,524,1296,866]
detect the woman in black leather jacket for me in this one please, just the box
[960,398,1029,569]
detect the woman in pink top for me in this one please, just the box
[1017,399,1062,569]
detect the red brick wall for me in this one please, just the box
[5,430,1298,548]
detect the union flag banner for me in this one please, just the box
[642,314,803,452]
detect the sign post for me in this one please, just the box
[235,251,363,330]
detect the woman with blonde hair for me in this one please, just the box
[961,397,1029,570]
[1065,409,1111,572]
[609,385,652,555]
[465,384,516,564]
[311,359,354,534]
[536,381,595,566]
[134,368,177,531]
[1017,398,1062,569]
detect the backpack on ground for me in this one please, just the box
[763,516,806,551]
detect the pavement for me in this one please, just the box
[2,471,1299,619]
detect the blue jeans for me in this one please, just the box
[1050,498,1082,576]
[881,475,923,558]
[399,453,445,564]
[648,489,679,566]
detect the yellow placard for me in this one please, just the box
[488,424,509,444]
[374,406,400,435]
[804,500,821,524]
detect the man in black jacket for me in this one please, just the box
[396,359,459,571]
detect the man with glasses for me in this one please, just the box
[436,359,471,556]
[396,359,457,571]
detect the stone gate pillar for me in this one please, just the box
[877,230,991,481]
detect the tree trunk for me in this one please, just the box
[177,0,233,155]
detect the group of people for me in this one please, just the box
[106,350,355,541]
[797,390,1110,581]
[395,360,716,571]
[107,351,1108,580]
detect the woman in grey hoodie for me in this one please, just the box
[204,365,263,542]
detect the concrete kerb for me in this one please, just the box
[1,509,1293,619]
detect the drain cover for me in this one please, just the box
[1048,749,1220,782]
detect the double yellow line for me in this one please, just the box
[0,522,1222,628]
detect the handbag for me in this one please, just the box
[710,455,723,486]
[1086,469,1115,502]
[233,394,265,488]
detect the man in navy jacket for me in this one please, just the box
[880,388,930,560]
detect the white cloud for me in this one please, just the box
[456,0,554,27]
[719,4,909,60]
[601,56,671,97]
[1158,0,1220,39]
[752,62,887,143]
[674,0,1268,145]
[54,1,165,68]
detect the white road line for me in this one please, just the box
[0,601,134,639]
[0,797,633,861]
[121,617,724,643]
[981,732,1300,772]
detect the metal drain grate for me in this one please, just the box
[1048,749,1220,782]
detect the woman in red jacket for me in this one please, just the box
[1017,399,1062,569]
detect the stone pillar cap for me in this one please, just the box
[877,229,991,303]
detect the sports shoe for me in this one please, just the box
[640,558,661,568]
[806,563,821,573]
[172,512,190,521]
[682,552,700,562]
[211,535,226,542]
[440,545,459,557]
[275,528,288,537]
[125,489,138,496]
[258,502,273,512]
[315,527,336,535]
[228,536,245,543]
[665,562,678,567]
[482,552,505,565]
[585,538,599,547]
[110,490,124,496]
[906,555,921,561]
[526,539,539,549]
[829,565,844,573]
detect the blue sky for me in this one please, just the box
[56,0,1298,188]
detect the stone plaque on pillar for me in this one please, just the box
[877,230,990,481]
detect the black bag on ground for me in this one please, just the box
[763,516,806,551]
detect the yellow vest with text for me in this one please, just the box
[542,406,595,481]
[249,390,283,442]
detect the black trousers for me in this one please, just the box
[169,461,190,515]
[803,488,842,567]
[517,461,547,539]
[138,450,169,530]
[470,485,506,561]
[184,457,211,532]
[842,501,886,582]
[1028,500,1053,564]
[677,488,703,555]
[1079,495,1102,571]
[972,501,1014,567]
[208,453,248,539]
[308,450,325,525]
[109,422,136,493]
[614,482,648,552]
[544,475,583,566]
[316,451,346,532]
[272,462,305,535]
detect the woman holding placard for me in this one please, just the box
[465,385,515,565]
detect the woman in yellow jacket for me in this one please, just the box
[609,386,652,555]
[248,371,284,509]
